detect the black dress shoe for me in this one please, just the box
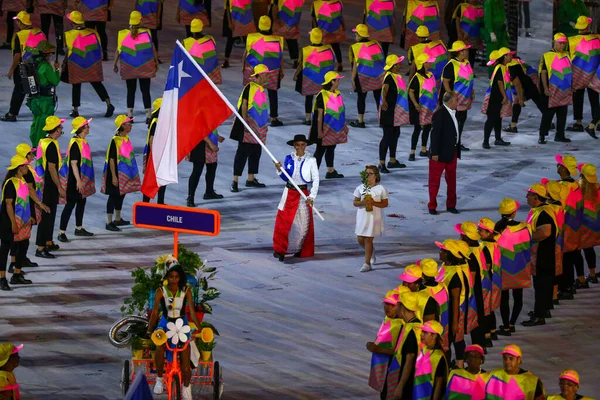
[485,338,493,348]
[378,164,390,174]
[222,60,230,68]
[538,137,547,144]
[69,110,80,118]
[7,263,19,274]
[245,179,266,188]
[349,120,366,128]
[325,170,344,179]
[482,142,491,149]
[270,119,283,127]
[187,196,196,207]
[554,136,572,143]
[105,104,115,118]
[528,310,551,318]
[566,123,584,132]
[105,222,121,232]
[47,243,60,251]
[573,280,590,289]
[419,150,429,157]
[557,290,574,300]
[1,113,17,122]
[273,252,284,262]
[113,219,130,226]
[447,208,460,214]
[203,192,224,200]
[35,249,55,259]
[428,209,438,215]
[0,278,11,291]
[503,125,518,133]
[521,317,545,327]
[460,144,470,151]
[10,273,32,284]
[230,181,239,192]
[57,233,70,243]
[302,120,311,126]
[587,275,599,283]
[494,138,511,146]
[387,160,406,169]
[585,126,598,139]
[24,257,38,267]
[490,332,498,341]
[497,326,512,336]
[408,154,416,161]
[74,228,94,237]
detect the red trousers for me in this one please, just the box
[273,188,315,257]
[428,155,457,211]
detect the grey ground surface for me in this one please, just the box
[0,0,599,398]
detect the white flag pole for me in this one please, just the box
[175,40,325,221]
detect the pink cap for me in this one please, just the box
[465,344,485,356]
[555,154,564,166]
[12,344,23,354]
[383,293,399,305]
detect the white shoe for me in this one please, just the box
[153,377,164,394]
[360,263,372,272]
[370,253,376,265]
[182,384,192,400]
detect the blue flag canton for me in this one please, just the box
[165,45,206,98]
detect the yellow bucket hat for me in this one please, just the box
[498,198,520,215]
[553,32,567,43]
[578,163,598,183]
[191,18,204,33]
[15,143,33,158]
[497,47,515,58]
[422,320,443,336]
[454,221,480,241]
[435,239,463,259]
[352,24,369,38]
[13,11,31,26]
[545,180,564,201]
[416,25,429,38]
[71,116,92,134]
[129,10,142,26]
[559,369,580,385]
[575,16,592,30]
[114,114,134,130]
[528,183,547,198]
[415,53,435,70]
[486,50,500,66]
[449,40,471,53]
[384,54,405,71]
[67,11,85,25]
[399,291,418,312]
[309,28,323,44]
[398,264,423,283]
[42,116,66,132]
[251,64,270,76]
[153,97,163,113]
[0,343,22,368]
[477,217,496,233]
[418,258,439,277]
[322,70,343,85]
[7,155,30,170]
[258,15,271,31]
[555,154,578,176]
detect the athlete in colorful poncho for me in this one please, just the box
[547,369,594,400]
[183,18,222,85]
[485,344,545,399]
[364,0,395,56]
[134,0,163,52]
[482,48,513,149]
[270,0,304,66]
[402,0,440,50]
[446,345,489,400]
[577,164,600,284]
[414,320,448,400]
[452,0,483,64]
[273,134,319,261]
[408,53,437,161]
[311,0,346,71]
[75,0,112,60]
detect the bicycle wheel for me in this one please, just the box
[213,361,221,400]
[171,374,182,400]
[121,360,130,395]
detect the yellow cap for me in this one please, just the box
[153,97,163,112]
[251,64,270,76]
[13,11,32,26]
[501,344,522,358]
[71,116,92,134]
[114,114,134,130]
[455,221,480,241]
[421,320,443,336]
[528,183,547,198]
[384,54,405,71]
[435,239,464,259]
[545,180,563,201]
[415,53,435,70]
[554,32,567,43]
[498,198,520,215]
[67,11,85,25]
[399,291,418,312]
[416,25,429,38]
[42,116,65,132]
[556,154,578,176]
[497,47,515,59]
[15,143,32,158]
[0,344,22,368]
[129,10,142,26]
[258,15,271,31]
[352,23,369,38]
[322,70,343,85]
[575,16,592,30]
[309,28,323,44]
[579,163,598,183]
[449,40,471,53]
[419,258,439,277]
[190,18,204,33]
[399,264,423,283]
[477,218,496,233]
[7,155,29,171]
[559,369,580,385]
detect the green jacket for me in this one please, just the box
[482,0,506,40]
[558,0,589,36]
[36,59,60,94]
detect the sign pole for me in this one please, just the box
[174,232,179,258]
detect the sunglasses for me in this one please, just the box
[365,172,375,176]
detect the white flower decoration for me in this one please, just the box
[166,318,191,346]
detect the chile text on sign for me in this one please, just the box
[132,202,220,236]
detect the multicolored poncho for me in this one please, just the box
[183,36,222,84]
[568,34,600,90]
[539,51,572,108]
[300,45,335,95]
[101,135,141,196]
[452,3,483,49]
[380,72,410,126]
[237,82,269,144]
[2,177,32,241]
[484,369,542,399]
[404,0,440,49]
[365,0,395,43]
[243,33,284,90]
[229,0,256,37]
[117,28,156,80]
[65,28,103,84]
[179,0,209,26]
[14,28,47,62]
[384,321,422,400]
[313,0,347,44]
[273,0,303,39]
[481,64,512,118]
[368,317,403,392]
[410,71,438,125]
[59,138,96,203]
[447,59,474,111]
[446,368,490,400]
[497,223,532,290]
[414,348,446,400]
[77,0,110,22]
[349,41,385,92]
[136,0,161,29]
[318,89,349,146]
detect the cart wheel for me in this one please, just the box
[213,361,221,400]
[171,374,182,400]
[121,360,130,395]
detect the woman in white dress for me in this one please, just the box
[353,165,389,272]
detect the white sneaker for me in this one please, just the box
[360,263,372,272]
[153,377,164,394]
[182,384,192,400]
[370,253,376,265]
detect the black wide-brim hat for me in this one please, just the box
[287,134,312,146]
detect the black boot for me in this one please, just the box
[0,278,11,291]
[186,196,195,207]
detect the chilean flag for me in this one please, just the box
[141,42,232,198]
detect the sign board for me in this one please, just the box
[133,202,220,236]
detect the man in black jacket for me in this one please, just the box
[428,91,461,215]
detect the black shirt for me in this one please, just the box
[66,144,82,199]
[423,297,439,318]
[309,92,325,143]
[489,68,504,105]
[0,181,16,240]
[439,61,456,104]
[534,209,556,273]
[380,74,398,127]
[399,318,420,399]
[43,142,59,205]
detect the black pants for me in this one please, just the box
[468,49,476,66]
[533,272,553,318]
[13,239,28,269]
[483,107,502,142]
[574,249,587,277]
[36,203,58,247]
[268,89,278,118]
[8,72,25,116]
[0,239,12,274]
[572,87,600,123]
[331,43,342,64]
[519,1,531,29]
[560,250,580,290]
[304,95,314,114]
[150,28,159,51]
[447,335,466,361]
[106,194,126,214]
[142,186,166,204]
[411,123,431,150]
[72,81,110,107]
[357,89,381,115]
[285,38,299,60]
[85,21,108,55]
[5,11,16,43]
[188,162,217,196]
[583,247,597,271]
[314,142,336,168]
[59,197,87,230]
[485,312,496,333]
[379,126,400,160]
[41,14,64,49]
[381,42,390,57]
[126,78,152,109]
[539,94,567,138]
[224,36,246,58]
[456,110,467,145]
[470,277,486,347]
[233,142,262,176]
[500,288,523,327]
